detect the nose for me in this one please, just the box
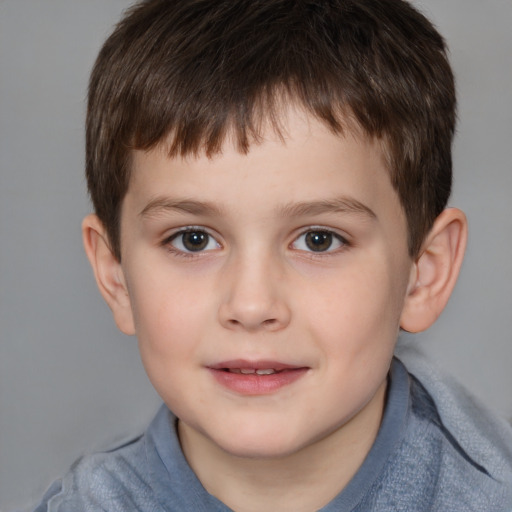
[218,253,291,333]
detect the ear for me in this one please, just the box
[400,208,467,333]
[82,214,136,335]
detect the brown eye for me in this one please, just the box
[169,229,219,253]
[304,231,333,252]
[182,231,209,251]
[292,229,346,253]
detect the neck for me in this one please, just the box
[178,381,387,512]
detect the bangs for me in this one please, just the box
[87,0,455,260]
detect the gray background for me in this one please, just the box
[1,1,511,509]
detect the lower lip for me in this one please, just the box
[209,368,308,395]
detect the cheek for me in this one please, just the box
[129,271,209,361]
[132,281,207,404]
[303,261,406,356]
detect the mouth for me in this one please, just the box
[227,368,281,375]
[208,360,309,395]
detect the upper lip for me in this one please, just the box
[208,360,306,371]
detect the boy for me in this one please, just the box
[34,0,512,510]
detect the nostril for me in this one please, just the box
[226,316,278,330]
[218,298,291,332]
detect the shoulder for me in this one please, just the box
[32,405,229,512]
[394,348,512,511]
[397,345,512,479]
[32,431,161,512]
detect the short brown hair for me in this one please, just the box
[86,0,455,260]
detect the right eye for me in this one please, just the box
[291,229,347,253]
[167,229,220,253]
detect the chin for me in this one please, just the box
[221,441,299,460]
[212,427,312,460]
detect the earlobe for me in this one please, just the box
[400,208,467,333]
[82,214,136,335]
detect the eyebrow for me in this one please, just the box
[139,198,224,218]
[139,196,376,220]
[277,197,377,219]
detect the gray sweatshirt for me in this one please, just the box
[33,355,512,511]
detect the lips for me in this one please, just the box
[230,368,278,375]
[208,360,308,395]
[210,360,303,372]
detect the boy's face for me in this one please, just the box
[117,108,415,460]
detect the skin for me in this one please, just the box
[83,107,467,511]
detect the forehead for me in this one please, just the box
[126,107,402,228]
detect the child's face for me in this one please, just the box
[118,108,415,460]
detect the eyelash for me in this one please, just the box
[291,228,349,255]
[162,226,350,258]
[162,227,221,258]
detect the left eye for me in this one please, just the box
[168,229,220,253]
[292,230,346,253]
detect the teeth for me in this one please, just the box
[228,368,277,375]
[256,369,276,375]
